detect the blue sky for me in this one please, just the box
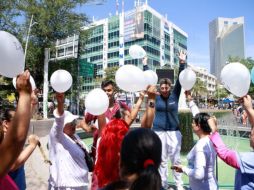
[78,0,254,72]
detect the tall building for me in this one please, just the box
[78,1,188,95]
[209,17,245,78]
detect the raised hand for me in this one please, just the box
[55,93,65,115]
[16,70,32,95]
[185,91,193,102]
[139,91,145,100]
[56,93,65,104]
[208,116,218,133]
[28,134,39,147]
[146,85,157,100]
[142,56,148,65]
[178,50,187,63]
[171,165,183,173]
[242,95,253,111]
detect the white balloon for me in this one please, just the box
[0,31,25,78]
[129,45,146,59]
[179,68,197,91]
[115,65,147,92]
[50,70,73,93]
[85,88,109,115]
[220,62,250,97]
[143,70,158,85]
[13,75,36,90]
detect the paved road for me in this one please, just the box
[25,119,53,190]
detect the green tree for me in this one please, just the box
[19,0,91,88]
[104,66,120,91]
[215,85,229,100]
[0,1,21,35]
[192,78,208,104]
[104,66,119,82]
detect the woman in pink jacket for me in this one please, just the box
[208,95,254,190]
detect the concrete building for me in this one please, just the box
[49,34,79,60]
[78,1,188,95]
[209,17,245,78]
[189,65,217,96]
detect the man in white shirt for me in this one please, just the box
[48,93,89,190]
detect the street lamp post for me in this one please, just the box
[24,15,37,63]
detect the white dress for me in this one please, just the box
[183,136,218,190]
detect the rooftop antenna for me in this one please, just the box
[122,0,124,13]
[116,0,119,15]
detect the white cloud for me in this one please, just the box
[246,44,254,58]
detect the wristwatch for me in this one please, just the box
[148,101,155,108]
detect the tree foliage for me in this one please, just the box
[0,1,21,36]
[192,78,208,97]
[18,0,91,88]
[104,66,120,92]
[104,66,119,82]
[215,85,229,100]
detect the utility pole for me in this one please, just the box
[43,48,49,119]
[24,15,37,63]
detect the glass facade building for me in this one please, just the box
[57,3,188,95]
[209,17,245,78]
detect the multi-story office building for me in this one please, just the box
[79,1,187,94]
[49,34,79,60]
[209,17,245,78]
[188,65,217,96]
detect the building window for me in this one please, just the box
[108,62,119,67]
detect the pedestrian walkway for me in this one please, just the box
[25,135,49,190]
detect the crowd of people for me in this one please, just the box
[1,50,254,190]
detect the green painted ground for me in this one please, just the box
[168,135,251,189]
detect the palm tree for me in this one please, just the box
[192,78,208,105]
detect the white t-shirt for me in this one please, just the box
[48,110,89,189]
[183,136,218,190]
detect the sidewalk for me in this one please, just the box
[25,135,49,190]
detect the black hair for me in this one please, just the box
[0,123,3,143]
[101,80,116,89]
[193,113,212,134]
[159,78,172,87]
[0,108,15,144]
[0,108,16,123]
[103,180,130,190]
[120,128,162,190]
